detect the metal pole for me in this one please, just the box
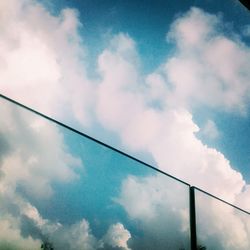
[190,186,197,250]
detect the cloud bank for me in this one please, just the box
[1,1,250,249]
[0,97,83,248]
[0,98,134,250]
[0,0,93,125]
[96,17,246,202]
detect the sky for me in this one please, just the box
[1,0,250,249]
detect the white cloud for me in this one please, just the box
[0,0,248,203]
[0,197,98,250]
[0,98,84,249]
[95,10,250,248]
[1,194,131,250]
[117,174,186,221]
[165,7,250,113]
[51,219,98,250]
[1,1,250,249]
[97,33,143,134]
[102,223,131,250]
[167,7,219,49]
[0,0,93,125]
[0,216,41,250]
[96,31,245,202]
[116,174,190,249]
[0,101,82,199]
[195,190,250,250]
[116,173,250,250]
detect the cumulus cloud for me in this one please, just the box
[95,8,250,249]
[0,198,98,250]
[0,217,40,250]
[0,193,45,249]
[23,208,133,250]
[195,190,250,250]
[0,100,82,199]
[1,1,250,249]
[0,95,131,250]
[50,219,98,250]
[102,223,131,250]
[0,0,93,125]
[0,97,83,248]
[1,193,131,250]
[115,173,250,250]
[0,99,120,249]
[165,7,250,113]
[116,174,189,250]
[0,0,248,202]
[96,30,245,203]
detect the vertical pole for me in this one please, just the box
[190,186,197,250]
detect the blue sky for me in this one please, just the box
[1,0,250,249]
